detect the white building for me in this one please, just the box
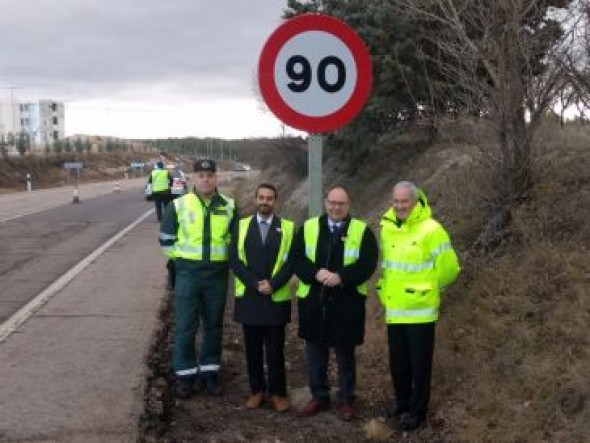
[0,99,65,152]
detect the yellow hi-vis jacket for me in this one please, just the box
[234,216,294,302]
[169,192,235,261]
[378,189,460,323]
[151,169,170,192]
[297,217,368,298]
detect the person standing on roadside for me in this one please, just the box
[292,185,378,421]
[379,181,460,431]
[159,159,238,399]
[230,183,294,413]
[148,161,172,222]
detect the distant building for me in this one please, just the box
[0,99,65,153]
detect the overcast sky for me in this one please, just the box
[0,1,295,139]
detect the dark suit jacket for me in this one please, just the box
[230,215,293,325]
[291,214,378,346]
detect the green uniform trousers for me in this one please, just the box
[173,260,228,379]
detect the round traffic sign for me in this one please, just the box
[258,14,372,133]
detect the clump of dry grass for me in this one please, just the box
[431,121,590,442]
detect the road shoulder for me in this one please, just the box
[0,222,166,442]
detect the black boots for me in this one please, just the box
[385,400,409,417]
[399,412,425,431]
[203,374,223,396]
[176,379,196,399]
[175,374,223,399]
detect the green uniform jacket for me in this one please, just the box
[159,190,239,271]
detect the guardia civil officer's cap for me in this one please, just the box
[194,159,217,173]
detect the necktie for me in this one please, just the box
[331,223,341,235]
[259,220,269,243]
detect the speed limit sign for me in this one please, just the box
[258,14,372,133]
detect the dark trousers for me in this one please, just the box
[153,191,170,221]
[166,259,175,289]
[173,267,228,379]
[305,340,356,403]
[243,325,287,397]
[387,323,435,418]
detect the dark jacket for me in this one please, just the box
[291,214,378,347]
[230,215,293,325]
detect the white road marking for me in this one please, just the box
[0,208,155,343]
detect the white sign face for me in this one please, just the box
[258,14,372,133]
[274,30,357,117]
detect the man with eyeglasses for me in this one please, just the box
[292,185,378,421]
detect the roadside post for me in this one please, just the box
[258,14,372,217]
[26,173,32,192]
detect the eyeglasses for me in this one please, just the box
[326,200,348,207]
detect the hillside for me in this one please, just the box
[220,120,589,442]
[0,152,154,193]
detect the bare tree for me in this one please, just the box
[561,1,590,108]
[396,0,578,248]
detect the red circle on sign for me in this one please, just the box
[258,14,372,133]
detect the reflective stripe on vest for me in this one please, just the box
[386,307,439,320]
[296,217,368,298]
[171,192,234,261]
[151,169,169,192]
[234,216,294,302]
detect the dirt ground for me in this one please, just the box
[138,284,454,443]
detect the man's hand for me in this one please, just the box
[315,269,342,287]
[324,272,342,287]
[315,269,330,284]
[258,280,272,295]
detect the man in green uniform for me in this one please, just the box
[159,159,238,398]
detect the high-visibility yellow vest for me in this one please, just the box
[171,192,235,261]
[234,216,294,302]
[296,217,368,298]
[378,195,460,324]
[151,169,169,192]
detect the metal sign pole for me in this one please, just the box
[308,133,323,217]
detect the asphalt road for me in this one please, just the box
[0,185,155,324]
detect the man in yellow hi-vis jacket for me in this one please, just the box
[379,181,460,431]
[292,185,378,421]
[229,183,294,413]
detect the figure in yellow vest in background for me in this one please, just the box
[229,183,294,413]
[159,159,238,399]
[148,161,172,221]
[292,185,378,422]
[379,181,460,431]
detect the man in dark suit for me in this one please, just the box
[229,183,294,412]
[292,185,378,421]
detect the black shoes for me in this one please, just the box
[385,400,409,417]
[203,375,223,396]
[176,379,196,399]
[399,412,425,431]
[175,374,223,398]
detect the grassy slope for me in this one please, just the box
[242,121,589,442]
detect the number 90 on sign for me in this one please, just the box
[275,30,357,118]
